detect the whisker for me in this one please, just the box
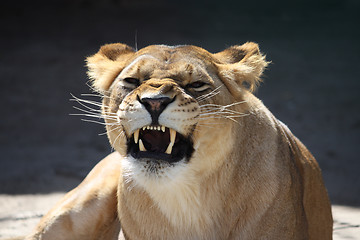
[197,114,249,121]
[72,106,102,115]
[71,107,118,124]
[199,111,246,118]
[71,98,102,113]
[199,101,246,109]
[71,95,118,118]
[71,106,117,119]
[204,112,249,117]
[80,93,103,97]
[196,85,223,102]
[198,111,248,118]
[199,108,243,115]
[72,113,102,118]
[100,125,123,136]
[72,113,118,121]
[80,93,107,98]
[70,93,113,110]
[200,105,243,114]
[198,116,239,121]
[224,116,240,123]
[221,101,247,108]
[80,119,118,126]
[197,91,221,102]
[199,102,247,116]
[112,131,126,151]
[71,97,103,108]
[86,82,113,96]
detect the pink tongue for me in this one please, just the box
[142,130,169,152]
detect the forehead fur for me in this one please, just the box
[86,42,268,95]
[135,45,214,63]
[118,46,215,83]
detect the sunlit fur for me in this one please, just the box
[27,43,333,240]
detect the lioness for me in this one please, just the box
[27,42,333,239]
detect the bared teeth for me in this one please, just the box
[170,128,176,143]
[139,139,146,151]
[133,126,177,155]
[165,129,176,154]
[134,129,139,144]
[140,125,167,132]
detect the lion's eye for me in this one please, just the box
[186,81,209,91]
[123,78,140,86]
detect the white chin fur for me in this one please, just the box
[122,156,188,189]
[121,156,209,230]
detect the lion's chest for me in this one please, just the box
[119,162,224,239]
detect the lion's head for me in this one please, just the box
[86,43,267,184]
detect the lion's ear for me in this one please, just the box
[86,43,135,93]
[214,42,268,97]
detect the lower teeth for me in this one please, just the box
[165,142,174,154]
[139,139,146,151]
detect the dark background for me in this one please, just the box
[1,0,359,206]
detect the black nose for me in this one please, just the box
[138,96,174,124]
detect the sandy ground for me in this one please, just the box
[0,193,359,239]
[1,1,359,239]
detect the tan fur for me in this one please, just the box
[27,42,332,239]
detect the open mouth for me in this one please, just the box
[127,125,194,163]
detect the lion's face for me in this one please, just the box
[86,43,267,182]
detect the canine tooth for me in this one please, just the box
[170,128,176,144]
[134,129,139,144]
[165,142,174,154]
[166,129,177,155]
[142,127,146,131]
[161,126,166,132]
[139,139,146,151]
